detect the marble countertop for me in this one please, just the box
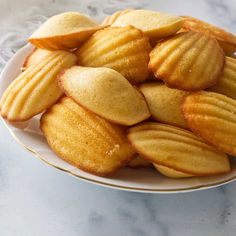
[1,0,236,235]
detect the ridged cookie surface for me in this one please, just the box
[209,57,236,99]
[0,50,77,121]
[182,91,236,156]
[22,48,52,71]
[149,31,224,91]
[182,16,236,56]
[102,9,134,25]
[29,12,104,50]
[40,97,135,176]
[128,122,230,176]
[140,82,188,128]
[76,26,151,83]
[59,66,150,125]
[112,9,184,41]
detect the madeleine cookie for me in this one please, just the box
[140,82,188,128]
[59,66,150,125]
[128,122,230,176]
[112,9,184,41]
[102,9,134,25]
[182,91,236,156]
[209,57,236,99]
[0,51,77,121]
[76,26,151,83]
[40,97,135,176]
[182,16,236,56]
[149,31,225,91]
[28,12,104,50]
[22,48,52,71]
[128,155,151,168]
[154,164,194,178]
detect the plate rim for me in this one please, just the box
[1,44,236,194]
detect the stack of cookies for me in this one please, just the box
[1,10,236,178]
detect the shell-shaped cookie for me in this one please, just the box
[76,26,151,83]
[102,9,134,26]
[40,97,135,176]
[149,31,225,91]
[140,82,188,128]
[154,164,194,178]
[22,48,52,71]
[182,91,236,156]
[59,66,150,125]
[182,16,236,56]
[112,9,184,41]
[128,155,151,168]
[28,12,105,50]
[128,122,230,176]
[0,51,77,121]
[209,57,236,99]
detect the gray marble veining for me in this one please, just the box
[1,0,236,235]
[206,0,236,27]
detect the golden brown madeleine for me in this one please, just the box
[140,82,188,128]
[0,51,77,121]
[112,9,184,41]
[149,31,225,91]
[128,155,151,168]
[28,12,105,50]
[182,16,236,56]
[76,26,151,83]
[128,122,230,176]
[59,66,150,125]
[40,97,135,176]
[209,57,236,99]
[154,164,194,178]
[182,91,236,156]
[22,48,52,71]
[102,9,134,25]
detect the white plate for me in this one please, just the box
[1,44,236,193]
